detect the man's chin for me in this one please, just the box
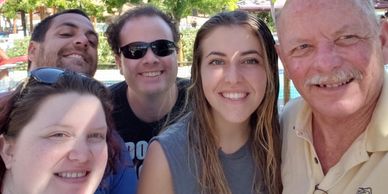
[58,63,94,77]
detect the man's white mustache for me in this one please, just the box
[304,69,363,87]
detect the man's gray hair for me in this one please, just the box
[356,0,379,25]
[275,0,379,31]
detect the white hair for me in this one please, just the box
[276,0,379,32]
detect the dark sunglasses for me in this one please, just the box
[29,67,67,85]
[119,39,176,59]
[21,67,88,93]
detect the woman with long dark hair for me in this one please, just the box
[138,10,281,194]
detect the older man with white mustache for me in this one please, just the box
[276,0,388,193]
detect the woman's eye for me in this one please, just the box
[243,58,259,65]
[89,133,104,138]
[209,59,224,65]
[88,133,106,142]
[48,132,70,139]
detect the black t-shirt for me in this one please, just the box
[109,78,190,175]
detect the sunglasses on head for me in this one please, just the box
[21,67,88,93]
[1,67,87,135]
[29,67,67,85]
[119,39,176,59]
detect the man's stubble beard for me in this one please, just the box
[34,46,96,77]
[34,46,61,70]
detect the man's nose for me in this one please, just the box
[314,42,342,72]
[74,34,89,50]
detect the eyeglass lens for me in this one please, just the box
[30,67,65,84]
[120,39,176,59]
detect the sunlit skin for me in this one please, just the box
[276,0,385,121]
[276,0,388,174]
[200,26,267,147]
[0,93,108,194]
[29,13,99,76]
[116,16,178,97]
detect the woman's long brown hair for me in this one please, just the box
[187,11,282,194]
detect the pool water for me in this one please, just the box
[278,69,300,101]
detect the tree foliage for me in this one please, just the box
[1,0,105,19]
[102,0,129,14]
[149,0,238,29]
[257,12,275,32]
[1,0,238,26]
[1,0,37,18]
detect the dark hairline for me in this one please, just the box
[105,6,179,56]
[28,9,92,69]
[31,9,91,43]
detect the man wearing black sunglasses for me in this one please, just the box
[105,6,190,177]
[27,9,98,77]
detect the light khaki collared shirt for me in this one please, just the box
[281,72,388,194]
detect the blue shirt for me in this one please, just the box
[95,134,137,194]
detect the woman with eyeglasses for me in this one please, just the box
[0,67,134,194]
[138,11,282,194]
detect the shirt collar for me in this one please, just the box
[294,100,313,141]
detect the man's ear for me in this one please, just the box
[115,54,124,75]
[28,41,39,63]
[275,43,290,78]
[0,135,15,169]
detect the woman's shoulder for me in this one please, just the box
[155,115,189,146]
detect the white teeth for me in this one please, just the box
[67,54,83,59]
[222,92,247,100]
[68,54,82,58]
[57,171,87,178]
[319,80,351,88]
[142,71,161,77]
[305,69,362,88]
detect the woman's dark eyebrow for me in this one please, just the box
[205,51,226,58]
[241,50,263,58]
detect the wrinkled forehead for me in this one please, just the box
[279,0,366,23]
[277,0,374,32]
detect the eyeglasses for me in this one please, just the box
[21,67,88,94]
[19,67,66,94]
[29,67,67,85]
[119,39,176,59]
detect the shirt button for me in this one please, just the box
[314,157,319,164]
